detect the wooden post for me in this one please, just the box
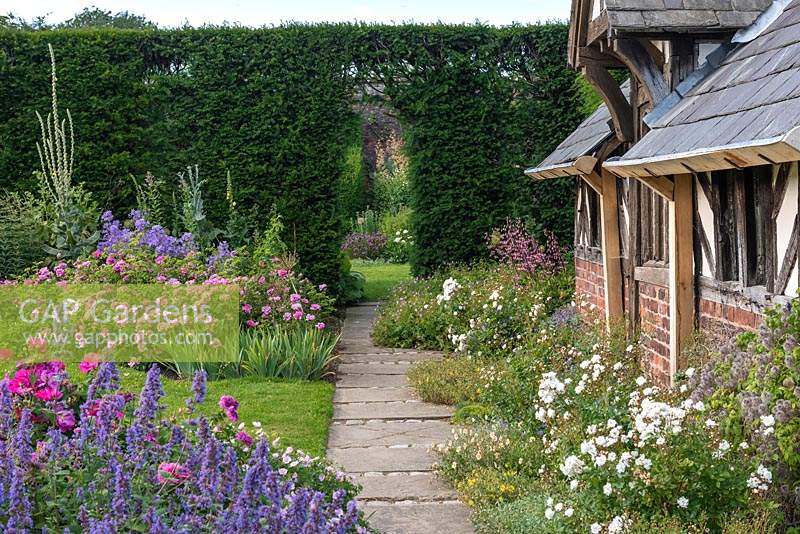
[668,173,694,384]
[600,169,624,328]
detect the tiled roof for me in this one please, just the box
[611,0,800,170]
[526,80,631,178]
[604,0,772,32]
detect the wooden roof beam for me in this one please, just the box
[612,38,670,106]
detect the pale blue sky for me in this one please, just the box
[5,0,572,27]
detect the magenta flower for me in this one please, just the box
[242,303,252,314]
[34,387,62,402]
[315,322,326,330]
[261,306,272,318]
[292,310,303,321]
[310,303,321,311]
[276,269,289,278]
[282,312,292,321]
[55,408,76,433]
[235,431,254,446]
[318,284,327,291]
[305,314,315,321]
[155,255,165,265]
[289,293,301,303]
[245,319,258,328]
[79,359,100,374]
[219,395,239,422]
[156,462,191,485]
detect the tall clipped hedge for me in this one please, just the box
[0,24,583,279]
[355,25,583,274]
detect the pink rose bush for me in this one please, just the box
[0,363,364,532]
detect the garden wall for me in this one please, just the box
[575,255,605,316]
[0,24,583,279]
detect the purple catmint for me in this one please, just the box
[6,463,32,531]
[110,457,131,524]
[188,369,207,408]
[207,241,235,271]
[12,409,33,471]
[85,363,120,401]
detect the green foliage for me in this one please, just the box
[0,191,47,277]
[407,357,481,405]
[372,262,574,352]
[337,255,366,304]
[131,172,166,226]
[177,165,220,250]
[338,141,368,224]
[691,297,800,517]
[250,211,288,271]
[0,24,581,280]
[239,328,339,380]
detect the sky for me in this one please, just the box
[3,0,572,27]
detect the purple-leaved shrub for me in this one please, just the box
[486,218,565,276]
[341,232,386,260]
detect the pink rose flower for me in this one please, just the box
[242,303,252,314]
[292,310,303,321]
[305,314,315,321]
[245,319,258,328]
[310,303,321,311]
[315,322,326,330]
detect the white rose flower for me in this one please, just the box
[590,523,602,534]
[677,496,689,508]
[603,483,613,496]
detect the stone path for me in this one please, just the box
[328,303,473,534]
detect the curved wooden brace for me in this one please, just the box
[582,64,634,142]
[611,39,670,106]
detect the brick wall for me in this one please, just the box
[638,281,671,382]
[698,297,763,344]
[575,256,605,319]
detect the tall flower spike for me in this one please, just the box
[188,368,207,408]
[6,463,32,531]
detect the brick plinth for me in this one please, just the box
[637,281,671,382]
[575,256,605,319]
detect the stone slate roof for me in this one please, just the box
[614,0,800,165]
[526,80,631,177]
[605,0,772,33]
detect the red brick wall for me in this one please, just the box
[699,297,762,342]
[638,281,671,382]
[575,256,605,319]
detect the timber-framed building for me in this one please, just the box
[527,0,800,382]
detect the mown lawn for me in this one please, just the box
[351,260,411,301]
[2,361,334,456]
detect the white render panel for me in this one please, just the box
[776,163,799,296]
[787,262,799,297]
[695,177,715,279]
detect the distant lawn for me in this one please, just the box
[352,260,411,301]
[2,361,334,456]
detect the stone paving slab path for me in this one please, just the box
[328,303,473,534]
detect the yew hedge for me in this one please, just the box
[0,24,583,279]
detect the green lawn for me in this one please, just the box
[352,260,411,301]
[2,361,334,456]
